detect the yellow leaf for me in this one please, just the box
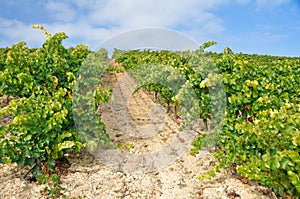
[52,76,58,88]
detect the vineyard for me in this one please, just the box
[114,46,300,197]
[0,26,300,198]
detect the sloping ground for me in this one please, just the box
[0,64,277,198]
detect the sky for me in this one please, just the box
[0,0,300,57]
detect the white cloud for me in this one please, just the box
[0,17,45,47]
[83,0,222,28]
[46,1,76,22]
[99,28,200,53]
[0,0,226,49]
[201,18,224,34]
[46,0,226,49]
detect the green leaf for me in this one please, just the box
[24,134,32,141]
[57,141,75,151]
[292,133,300,147]
[58,132,72,141]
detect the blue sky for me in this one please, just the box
[0,0,300,57]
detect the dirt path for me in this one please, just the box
[0,63,277,199]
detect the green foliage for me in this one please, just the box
[233,103,300,196]
[0,27,83,167]
[0,47,9,71]
[112,48,127,59]
[116,49,189,112]
[72,48,111,151]
[115,44,226,135]
[106,65,125,73]
[193,51,300,197]
[0,26,110,196]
